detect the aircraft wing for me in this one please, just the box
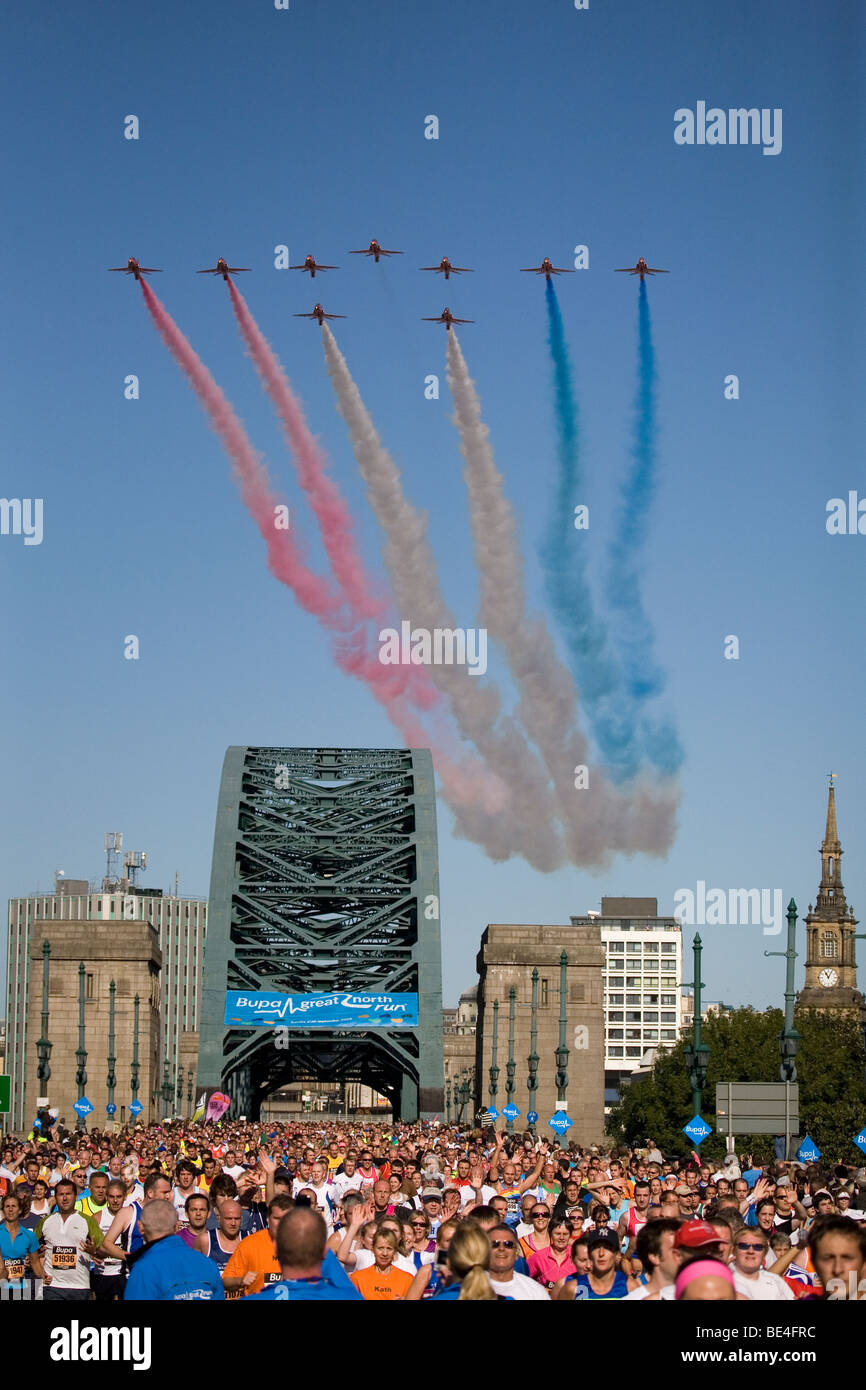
[322,313,346,319]
[293,312,317,318]
[226,266,251,273]
[421,316,445,322]
[349,249,372,254]
[520,267,543,273]
[645,267,669,274]
[551,267,574,274]
[451,317,474,324]
[420,266,444,272]
[315,264,339,270]
[196,268,219,274]
[449,267,473,273]
[379,249,403,255]
[108,267,130,272]
[614,268,638,273]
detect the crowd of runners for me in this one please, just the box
[1,1118,864,1301]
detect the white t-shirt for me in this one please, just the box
[460,1184,496,1209]
[223,1165,246,1181]
[733,1269,795,1301]
[38,1211,98,1289]
[331,1171,364,1202]
[352,1248,415,1276]
[490,1271,550,1301]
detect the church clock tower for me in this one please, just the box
[797,779,865,1017]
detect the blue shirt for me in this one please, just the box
[0,1224,39,1288]
[124,1234,225,1301]
[247,1276,363,1301]
[741,1168,763,1189]
[572,1271,630,1300]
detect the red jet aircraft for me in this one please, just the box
[196,258,251,281]
[419,257,473,281]
[108,257,162,281]
[294,304,346,326]
[421,307,474,332]
[520,257,574,281]
[614,258,669,280]
[349,239,403,262]
[289,255,339,278]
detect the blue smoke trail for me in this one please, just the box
[606,280,683,773]
[541,279,682,779]
[541,281,642,780]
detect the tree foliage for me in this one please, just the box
[607,1006,866,1162]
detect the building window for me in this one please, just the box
[607,1029,624,1040]
[644,1029,659,1040]
[626,1029,642,1040]
[820,932,838,958]
[608,1011,623,1022]
[626,993,641,1005]
[626,1047,642,1057]
[626,1010,642,1022]
[644,942,659,953]
[644,994,659,1005]
[609,1046,624,1057]
[609,976,624,987]
[661,942,676,953]
[626,976,641,987]
[661,994,676,1006]
[643,1011,659,1023]
[85,973,95,999]
[540,978,549,1007]
[661,1012,677,1023]
[661,1029,676,1040]
[608,941,624,953]
[608,994,623,1005]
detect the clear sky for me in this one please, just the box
[1,1,864,1010]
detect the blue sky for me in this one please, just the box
[1,0,864,1010]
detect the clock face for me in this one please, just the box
[818,967,839,988]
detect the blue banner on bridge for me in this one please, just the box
[224,991,418,1028]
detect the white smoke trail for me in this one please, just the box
[321,324,565,871]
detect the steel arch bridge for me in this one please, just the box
[197,747,444,1120]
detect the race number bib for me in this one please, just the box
[5,1260,25,1281]
[265,1271,283,1284]
[225,1288,243,1300]
[52,1246,77,1269]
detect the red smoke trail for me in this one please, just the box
[140,278,342,621]
[227,281,383,622]
[139,279,500,813]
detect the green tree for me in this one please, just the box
[607,1006,866,1162]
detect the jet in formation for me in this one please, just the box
[294,304,346,326]
[290,254,340,278]
[419,256,473,280]
[520,257,574,281]
[108,257,161,281]
[196,258,251,281]
[349,239,403,262]
[421,307,474,332]
[615,258,669,280]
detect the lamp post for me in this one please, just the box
[175,1069,183,1111]
[765,899,800,1089]
[161,1058,173,1114]
[488,999,500,1116]
[36,939,53,1094]
[459,1071,470,1124]
[527,967,539,1133]
[683,934,710,1119]
[554,952,570,1133]
[75,962,88,1102]
[505,987,516,1133]
[131,994,140,1107]
[187,1068,194,1112]
[106,979,117,1117]
[445,1076,452,1123]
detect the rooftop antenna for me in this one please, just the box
[123,849,148,888]
[104,832,123,889]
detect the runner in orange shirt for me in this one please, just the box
[351,1230,413,1301]
[223,1195,292,1296]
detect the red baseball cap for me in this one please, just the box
[674,1219,722,1249]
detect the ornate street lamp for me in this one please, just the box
[527,967,539,1133]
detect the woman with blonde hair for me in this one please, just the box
[432,1221,499,1301]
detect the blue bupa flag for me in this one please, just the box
[224,991,418,1028]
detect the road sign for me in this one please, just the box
[502,1103,520,1121]
[797,1136,821,1163]
[0,1075,11,1113]
[715,1082,798,1136]
[129,1099,143,1117]
[527,1110,538,1125]
[485,1106,500,1119]
[548,1110,573,1134]
[106,1103,117,1116]
[73,1097,93,1119]
[854,1128,866,1155]
[683,1115,712,1145]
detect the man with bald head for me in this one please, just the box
[246,1207,363,1301]
[124,1199,225,1301]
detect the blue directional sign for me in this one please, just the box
[683,1115,712,1145]
[73,1097,93,1119]
[527,1110,539,1125]
[129,1099,143,1117]
[485,1107,500,1119]
[853,1128,866,1155]
[106,1103,117,1116]
[548,1110,573,1134]
[502,1103,521,1121]
[797,1136,821,1163]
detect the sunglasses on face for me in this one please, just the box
[532,1212,550,1220]
[736,1242,764,1251]
[490,1240,516,1249]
